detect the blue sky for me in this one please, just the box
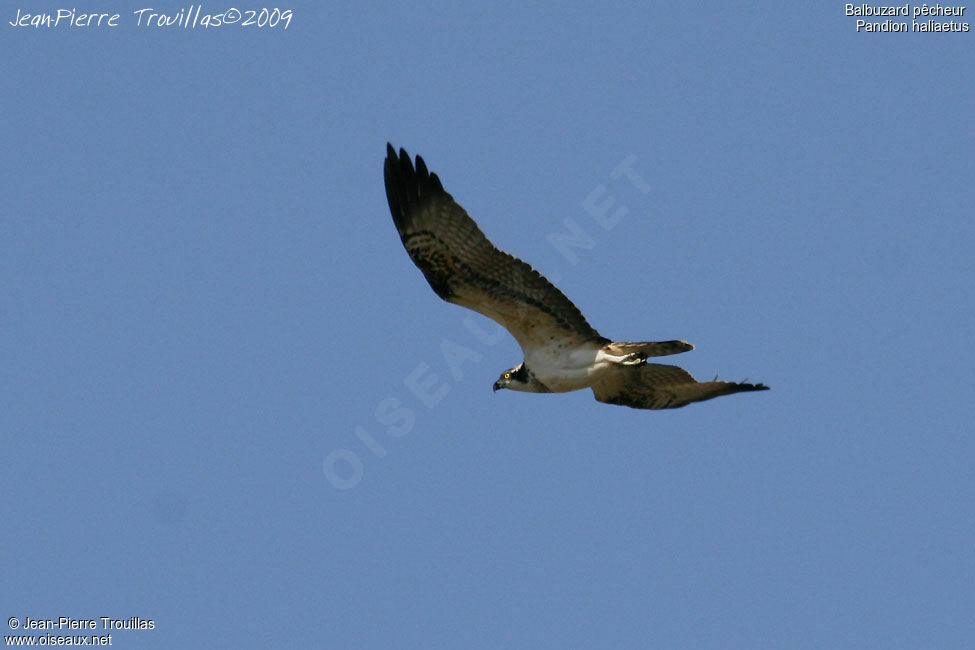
[3,3,973,648]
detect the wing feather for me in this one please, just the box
[384,144,604,352]
[592,362,769,410]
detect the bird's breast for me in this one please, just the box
[525,344,610,393]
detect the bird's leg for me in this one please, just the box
[620,352,646,365]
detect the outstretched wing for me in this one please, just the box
[592,362,769,410]
[384,144,605,352]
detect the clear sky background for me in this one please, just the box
[3,3,973,648]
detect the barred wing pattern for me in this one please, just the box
[384,144,606,352]
[592,363,769,410]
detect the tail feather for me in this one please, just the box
[603,340,694,360]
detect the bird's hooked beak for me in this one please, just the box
[492,379,503,392]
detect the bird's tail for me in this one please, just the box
[603,340,694,362]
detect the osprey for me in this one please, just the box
[383,144,769,409]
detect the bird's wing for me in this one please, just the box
[591,362,769,409]
[384,144,605,352]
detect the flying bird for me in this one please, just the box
[383,144,769,409]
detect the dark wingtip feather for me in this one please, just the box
[428,171,444,192]
[384,145,453,236]
[741,382,770,391]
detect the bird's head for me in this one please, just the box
[493,363,549,393]
[494,364,523,392]
[493,363,528,392]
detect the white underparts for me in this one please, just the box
[518,345,624,393]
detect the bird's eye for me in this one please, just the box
[504,372,511,380]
